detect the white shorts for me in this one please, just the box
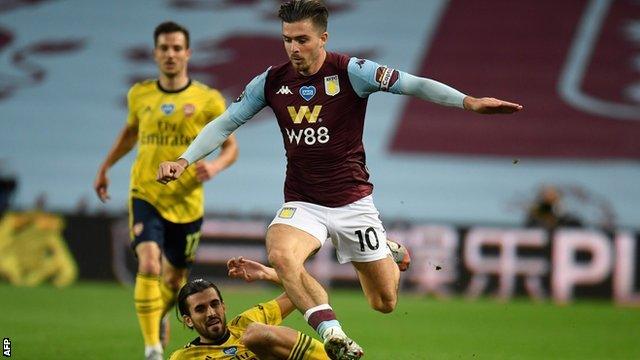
[269,195,391,264]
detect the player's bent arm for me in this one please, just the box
[98,124,138,172]
[248,268,296,317]
[94,124,138,200]
[216,134,239,169]
[274,292,295,319]
[179,70,269,165]
[195,134,239,182]
[179,110,242,165]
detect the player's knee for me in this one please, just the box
[369,292,397,314]
[135,243,162,275]
[375,299,397,313]
[137,257,161,275]
[267,249,300,274]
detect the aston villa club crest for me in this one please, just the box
[161,103,175,115]
[324,75,340,96]
[278,207,296,219]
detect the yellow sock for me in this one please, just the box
[134,273,163,346]
[159,280,175,316]
[159,277,185,316]
[288,333,329,360]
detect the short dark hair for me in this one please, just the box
[154,21,190,48]
[278,0,329,32]
[177,279,223,316]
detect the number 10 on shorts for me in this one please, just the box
[355,227,379,252]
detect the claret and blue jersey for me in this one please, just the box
[180,51,465,208]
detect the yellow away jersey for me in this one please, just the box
[169,300,282,360]
[127,79,225,223]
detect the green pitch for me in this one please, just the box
[1,282,639,359]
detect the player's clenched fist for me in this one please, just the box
[156,159,188,184]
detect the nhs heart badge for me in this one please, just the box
[299,86,316,101]
[161,103,175,115]
[223,347,237,355]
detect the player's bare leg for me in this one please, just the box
[352,256,400,313]
[334,257,398,358]
[135,242,164,360]
[241,323,327,360]
[266,224,327,310]
[159,257,188,348]
[267,224,362,359]
[137,242,163,275]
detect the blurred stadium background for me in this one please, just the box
[1,0,639,358]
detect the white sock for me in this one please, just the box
[145,343,163,356]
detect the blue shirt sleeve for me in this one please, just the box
[347,57,404,97]
[347,57,465,108]
[227,69,269,125]
[180,70,268,164]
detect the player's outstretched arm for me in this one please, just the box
[157,70,267,184]
[195,134,239,182]
[399,72,524,114]
[463,96,523,114]
[346,58,523,115]
[179,70,268,166]
[227,257,295,317]
[155,111,240,185]
[227,256,281,284]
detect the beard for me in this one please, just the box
[290,55,309,72]
[293,63,309,73]
[161,69,180,78]
[196,314,227,342]
[291,59,311,73]
[160,61,183,78]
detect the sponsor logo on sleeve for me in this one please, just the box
[375,66,398,91]
[234,90,245,103]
